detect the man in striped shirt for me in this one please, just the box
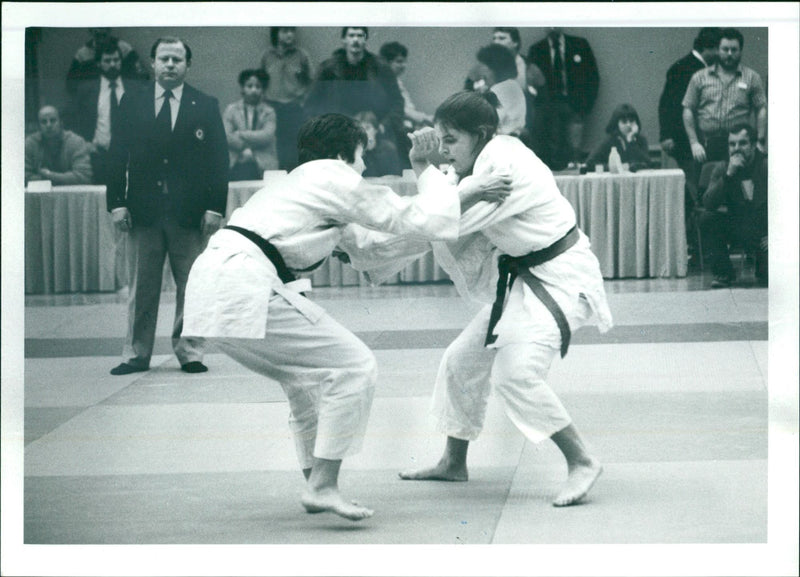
[682,27,767,164]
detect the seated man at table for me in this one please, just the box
[25,105,93,185]
[700,123,767,288]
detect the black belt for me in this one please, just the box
[485,225,580,358]
[224,225,296,284]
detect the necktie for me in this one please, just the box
[552,40,565,95]
[109,81,119,125]
[250,107,258,130]
[157,89,173,136]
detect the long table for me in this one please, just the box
[24,169,686,294]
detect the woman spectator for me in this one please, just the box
[585,103,652,170]
[223,69,278,181]
[466,44,526,137]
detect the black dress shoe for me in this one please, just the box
[710,275,732,289]
[181,361,208,373]
[110,363,149,376]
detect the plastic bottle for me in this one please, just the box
[608,146,622,174]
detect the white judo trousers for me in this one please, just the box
[432,297,593,444]
[184,160,464,470]
[213,293,376,469]
[341,136,612,446]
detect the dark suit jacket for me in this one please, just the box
[527,34,599,117]
[70,79,102,144]
[70,78,144,145]
[107,82,229,229]
[658,52,706,162]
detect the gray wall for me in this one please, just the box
[34,26,768,151]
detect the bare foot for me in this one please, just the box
[552,461,603,507]
[301,489,374,521]
[398,460,468,482]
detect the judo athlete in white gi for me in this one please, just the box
[182,113,509,521]
[341,91,613,507]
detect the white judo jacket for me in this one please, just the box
[183,159,462,339]
[341,136,613,348]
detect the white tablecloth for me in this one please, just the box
[24,169,686,294]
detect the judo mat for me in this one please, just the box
[6,274,797,576]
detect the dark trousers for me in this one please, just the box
[269,100,304,171]
[544,96,585,170]
[699,210,767,280]
[123,216,206,367]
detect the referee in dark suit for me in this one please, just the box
[107,36,228,375]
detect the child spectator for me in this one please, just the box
[585,103,651,170]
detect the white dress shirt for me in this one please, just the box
[94,76,125,149]
[155,83,183,130]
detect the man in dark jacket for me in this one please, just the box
[69,39,144,184]
[700,124,767,288]
[657,28,721,262]
[658,28,721,172]
[528,27,600,169]
[304,27,404,159]
[106,37,229,375]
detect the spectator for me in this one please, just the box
[584,103,651,170]
[66,27,148,96]
[260,27,313,171]
[304,27,405,159]
[658,28,721,172]
[379,41,434,130]
[354,110,402,177]
[69,39,135,184]
[106,37,229,376]
[658,27,721,264]
[682,27,767,164]
[379,41,434,168]
[25,105,92,185]
[492,27,527,91]
[520,61,556,166]
[700,124,767,288]
[467,44,526,137]
[223,69,278,181]
[528,27,600,169]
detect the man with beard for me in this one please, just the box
[682,28,767,164]
[70,39,136,184]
